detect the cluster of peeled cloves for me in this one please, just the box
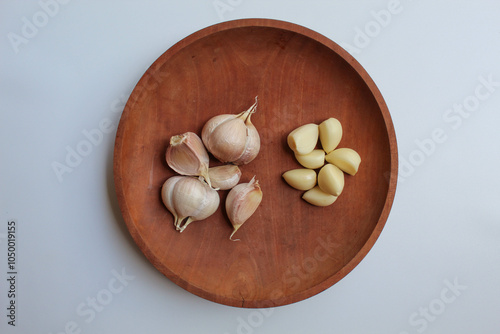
[283,117,361,206]
[160,98,263,240]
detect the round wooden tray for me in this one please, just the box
[114,19,397,308]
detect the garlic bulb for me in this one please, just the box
[208,165,242,190]
[201,98,260,165]
[225,176,263,241]
[161,176,219,232]
[166,132,211,186]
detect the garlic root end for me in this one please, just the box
[229,229,241,241]
[178,217,193,233]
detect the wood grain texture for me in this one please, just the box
[113,19,398,308]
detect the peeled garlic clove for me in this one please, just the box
[325,148,361,176]
[318,163,344,196]
[202,98,260,165]
[226,176,263,241]
[319,118,342,153]
[282,169,316,191]
[287,123,319,155]
[208,165,242,190]
[302,186,338,206]
[161,176,219,232]
[294,149,325,169]
[166,132,211,186]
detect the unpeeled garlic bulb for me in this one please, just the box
[208,165,242,190]
[166,132,211,186]
[226,176,263,241]
[202,98,260,165]
[161,176,219,232]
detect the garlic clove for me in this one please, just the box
[302,186,338,206]
[161,176,219,232]
[208,165,242,190]
[232,116,260,165]
[161,176,184,227]
[201,114,233,146]
[294,149,325,169]
[226,176,263,241]
[201,98,260,165]
[166,132,211,186]
[287,123,319,155]
[325,148,361,176]
[318,163,344,196]
[205,117,248,162]
[172,177,219,231]
[319,118,342,153]
[282,169,316,191]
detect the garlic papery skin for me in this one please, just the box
[294,149,325,169]
[201,98,260,165]
[161,176,219,232]
[319,118,342,153]
[287,123,319,155]
[225,176,263,241]
[208,165,242,190]
[161,176,183,227]
[282,169,316,191]
[302,186,338,207]
[318,163,344,196]
[166,132,211,186]
[325,148,361,176]
[232,118,260,165]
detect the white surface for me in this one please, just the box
[1,1,500,333]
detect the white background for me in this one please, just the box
[1,1,500,333]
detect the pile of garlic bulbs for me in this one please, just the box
[160,98,263,240]
[283,118,361,206]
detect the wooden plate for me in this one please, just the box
[114,19,397,308]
